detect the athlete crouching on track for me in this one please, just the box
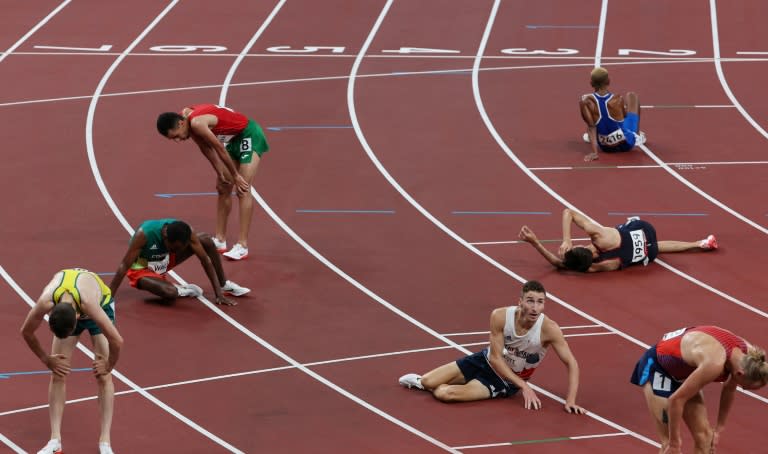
[109,219,249,306]
[519,208,718,273]
[21,268,124,454]
[398,280,586,414]
[630,326,768,454]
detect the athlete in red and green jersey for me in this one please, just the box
[156,104,270,261]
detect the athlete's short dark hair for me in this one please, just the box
[563,247,594,272]
[156,112,184,136]
[521,280,546,296]
[49,303,77,339]
[166,221,192,245]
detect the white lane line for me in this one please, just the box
[593,0,608,67]
[530,161,768,171]
[709,0,768,141]
[0,0,71,64]
[0,432,25,454]
[454,432,627,450]
[217,2,456,452]
[218,0,287,105]
[476,0,768,401]
[80,1,245,452]
[0,58,722,110]
[78,0,456,451]
[0,263,240,453]
[349,0,658,448]
[0,332,620,419]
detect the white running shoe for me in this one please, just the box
[222,280,250,297]
[212,237,227,253]
[37,439,62,454]
[582,132,590,143]
[699,234,718,250]
[174,283,203,298]
[398,373,424,390]
[223,243,249,261]
[99,442,114,454]
[635,131,647,146]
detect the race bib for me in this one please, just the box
[598,128,626,146]
[240,137,252,152]
[629,229,648,264]
[662,327,686,341]
[216,134,235,144]
[148,255,170,274]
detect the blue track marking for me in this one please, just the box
[296,209,395,214]
[155,192,218,198]
[0,368,91,379]
[526,25,598,29]
[451,211,551,215]
[608,212,708,217]
[267,125,352,131]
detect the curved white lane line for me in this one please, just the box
[476,0,768,321]
[0,0,71,64]
[81,0,456,451]
[593,0,608,67]
[0,432,24,454]
[709,0,768,140]
[348,0,658,447]
[81,2,246,452]
[473,0,768,406]
[218,0,287,105]
[0,265,243,453]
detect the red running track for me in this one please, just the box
[1,1,767,452]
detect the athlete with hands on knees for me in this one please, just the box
[21,268,123,454]
[630,326,768,454]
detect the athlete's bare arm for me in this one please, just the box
[519,226,566,269]
[188,232,235,306]
[189,114,249,193]
[579,95,600,162]
[542,318,585,414]
[78,273,123,373]
[20,273,68,376]
[561,208,617,253]
[109,230,147,295]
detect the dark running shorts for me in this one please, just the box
[457,349,520,399]
[630,346,682,398]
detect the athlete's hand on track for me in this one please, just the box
[584,152,599,162]
[518,226,537,243]
[215,295,237,306]
[563,403,586,415]
[46,354,70,377]
[92,354,110,377]
[521,385,541,410]
[558,240,573,258]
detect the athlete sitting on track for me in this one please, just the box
[398,280,586,414]
[109,218,249,306]
[580,66,645,162]
[518,208,718,272]
[631,326,768,454]
[21,268,124,454]
[157,104,270,261]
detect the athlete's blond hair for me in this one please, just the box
[590,67,610,89]
[743,345,768,385]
